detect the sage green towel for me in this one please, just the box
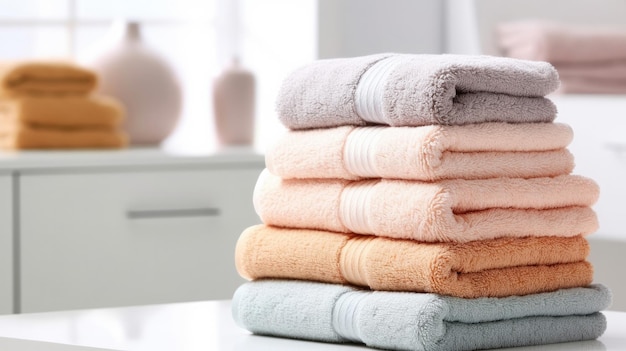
[233,280,610,351]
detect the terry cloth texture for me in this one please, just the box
[266,122,574,181]
[233,280,610,351]
[253,170,599,242]
[276,54,559,129]
[235,225,594,298]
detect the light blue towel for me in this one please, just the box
[232,280,611,351]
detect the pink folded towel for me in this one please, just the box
[558,77,626,94]
[235,225,594,298]
[497,20,626,63]
[267,122,574,181]
[556,62,626,93]
[557,61,626,80]
[254,171,599,243]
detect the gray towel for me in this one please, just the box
[232,280,610,351]
[277,54,559,129]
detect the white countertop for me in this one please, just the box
[0,300,621,351]
[0,147,264,173]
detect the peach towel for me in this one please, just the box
[254,170,599,243]
[0,126,128,149]
[0,96,123,128]
[267,123,574,181]
[0,61,97,96]
[235,225,593,298]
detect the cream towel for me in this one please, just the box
[254,171,599,242]
[277,54,558,129]
[267,122,574,181]
[235,225,594,298]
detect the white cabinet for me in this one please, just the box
[0,175,12,315]
[0,149,264,313]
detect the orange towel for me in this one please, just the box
[0,95,123,128]
[0,126,127,150]
[0,61,97,96]
[235,225,593,298]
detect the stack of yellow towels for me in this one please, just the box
[0,61,127,149]
[231,54,611,351]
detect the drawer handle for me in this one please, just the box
[127,208,221,219]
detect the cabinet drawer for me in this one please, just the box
[554,96,626,239]
[19,167,262,313]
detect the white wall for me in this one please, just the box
[320,0,626,58]
[317,0,443,58]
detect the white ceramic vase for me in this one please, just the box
[84,20,182,145]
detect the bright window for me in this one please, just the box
[0,0,317,153]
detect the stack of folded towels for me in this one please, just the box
[0,61,127,149]
[232,54,612,351]
[498,20,626,94]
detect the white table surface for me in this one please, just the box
[0,147,264,172]
[0,300,621,351]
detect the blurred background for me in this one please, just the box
[5,0,625,151]
[0,0,624,317]
[0,0,317,153]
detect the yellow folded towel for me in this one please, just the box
[0,126,128,149]
[0,61,97,96]
[0,95,123,128]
